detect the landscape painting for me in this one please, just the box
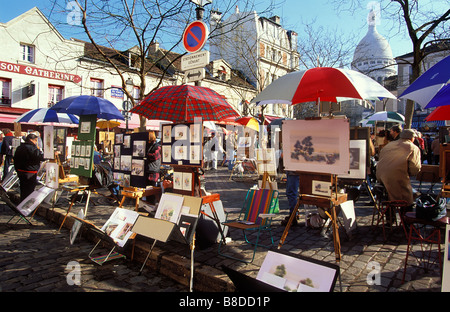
[282,119,350,175]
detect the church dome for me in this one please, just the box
[351,11,397,79]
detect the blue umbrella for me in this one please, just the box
[399,55,450,108]
[50,95,125,121]
[424,83,450,108]
[15,108,79,124]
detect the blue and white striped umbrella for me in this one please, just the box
[15,108,79,124]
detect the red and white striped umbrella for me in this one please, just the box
[252,67,396,107]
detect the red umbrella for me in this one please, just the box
[252,67,396,106]
[425,105,450,121]
[130,85,240,123]
[234,116,261,131]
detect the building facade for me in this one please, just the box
[209,6,300,119]
[0,7,258,129]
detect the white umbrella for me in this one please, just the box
[252,67,396,107]
[15,108,79,124]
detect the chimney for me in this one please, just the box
[269,16,281,25]
[149,41,160,54]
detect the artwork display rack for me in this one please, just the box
[131,194,203,292]
[278,172,347,263]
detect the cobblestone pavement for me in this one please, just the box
[0,165,446,293]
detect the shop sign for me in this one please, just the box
[0,60,82,83]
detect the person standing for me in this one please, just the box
[431,136,440,165]
[282,171,301,226]
[146,131,161,187]
[208,132,222,171]
[13,133,44,202]
[376,129,422,209]
[0,128,15,181]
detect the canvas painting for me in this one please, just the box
[80,121,91,134]
[121,155,132,171]
[131,159,145,176]
[338,140,367,180]
[162,125,172,143]
[256,250,338,292]
[132,141,146,157]
[182,172,192,192]
[45,162,59,189]
[173,171,183,190]
[174,145,187,160]
[155,193,184,224]
[100,208,139,247]
[115,133,123,144]
[174,125,188,141]
[16,186,54,217]
[43,126,54,159]
[123,135,131,148]
[190,124,201,143]
[189,145,201,164]
[282,119,350,175]
[162,145,172,163]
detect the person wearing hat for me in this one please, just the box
[376,129,422,211]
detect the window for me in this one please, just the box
[0,78,11,105]
[48,85,64,107]
[90,78,104,97]
[132,86,140,100]
[20,44,35,63]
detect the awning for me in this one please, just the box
[412,120,446,129]
[0,113,23,124]
[119,113,169,130]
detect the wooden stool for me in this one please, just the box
[402,212,449,284]
[375,200,409,240]
[119,187,144,212]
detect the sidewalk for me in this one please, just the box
[0,166,445,292]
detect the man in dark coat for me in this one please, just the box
[13,133,44,202]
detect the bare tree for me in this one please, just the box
[47,0,274,130]
[331,0,450,128]
[293,20,357,119]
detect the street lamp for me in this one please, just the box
[123,77,134,132]
[189,0,212,20]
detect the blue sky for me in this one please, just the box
[0,0,443,58]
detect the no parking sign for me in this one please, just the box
[182,20,209,53]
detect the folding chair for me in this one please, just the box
[401,212,449,284]
[218,188,279,263]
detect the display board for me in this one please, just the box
[70,115,96,178]
[113,132,149,188]
[161,123,203,167]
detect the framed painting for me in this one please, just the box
[338,140,367,180]
[256,249,339,292]
[282,119,350,175]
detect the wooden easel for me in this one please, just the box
[119,186,144,211]
[278,172,347,262]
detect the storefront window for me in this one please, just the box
[20,44,35,63]
[90,78,104,97]
[48,84,64,107]
[0,78,11,105]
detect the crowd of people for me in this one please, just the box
[374,125,441,166]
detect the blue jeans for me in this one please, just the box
[286,173,300,214]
